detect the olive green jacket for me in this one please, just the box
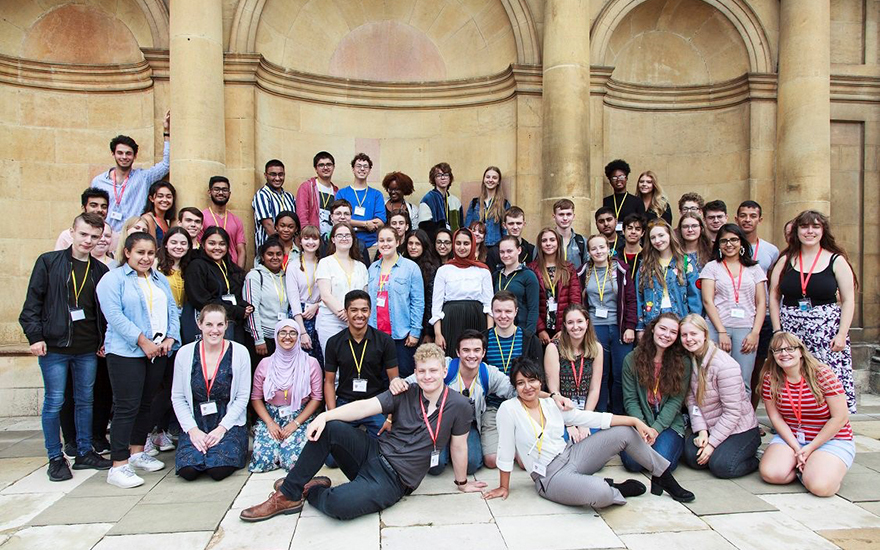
[621,350,692,436]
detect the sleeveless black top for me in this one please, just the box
[779,254,839,307]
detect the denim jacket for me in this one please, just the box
[464,198,510,247]
[96,264,181,357]
[635,257,702,330]
[368,256,425,341]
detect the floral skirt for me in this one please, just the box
[248,403,315,473]
[781,303,856,413]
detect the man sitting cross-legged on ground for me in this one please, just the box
[240,343,486,522]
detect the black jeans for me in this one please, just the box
[279,421,408,520]
[61,355,113,445]
[149,351,176,432]
[106,354,166,462]
[683,426,761,479]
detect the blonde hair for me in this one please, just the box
[414,343,446,367]
[115,215,150,265]
[679,314,714,406]
[760,332,827,405]
[637,171,669,219]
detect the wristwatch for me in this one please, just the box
[454,479,468,486]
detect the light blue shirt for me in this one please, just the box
[91,141,170,232]
[96,264,180,357]
[367,256,424,341]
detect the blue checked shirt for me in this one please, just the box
[252,184,296,249]
[90,141,170,232]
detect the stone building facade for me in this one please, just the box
[0,0,878,413]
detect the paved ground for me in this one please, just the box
[1,398,880,550]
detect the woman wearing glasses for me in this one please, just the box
[759,332,854,496]
[699,224,766,396]
[677,213,712,275]
[315,222,368,355]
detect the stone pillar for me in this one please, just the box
[541,0,591,232]
[774,0,831,234]
[169,0,226,208]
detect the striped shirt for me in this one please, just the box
[90,141,170,232]
[762,367,853,441]
[252,184,296,249]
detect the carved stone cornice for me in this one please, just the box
[831,74,880,104]
[602,73,777,111]
[0,52,152,92]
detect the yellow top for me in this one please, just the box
[167,268,185,308]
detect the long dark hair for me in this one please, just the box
[142,180,177,225]
[711,223,757,266]
[404,229,440,272]
[157,226,193,276]
[779,210,859,289]
[200,226,240,272]
[632,312,687,397]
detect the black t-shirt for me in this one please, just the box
[603,192,646,225]
[486,238,535,270]
[377,385,473,489]
[325,326,398,402]
[50,258,100,355]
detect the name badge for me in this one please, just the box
[200,401,218,416]
[430,449,440,468]
[547,298,556,311]
[595,307,609,319]
[573,396,586,411]
[798,298,812,311]
[109,211,123,221]
[70,308,86,322]
[730,308,746,319]
[276,312,286,321]
[660,295,672,309]
[615,223,623,233]
[222,294,237,305]
[377,295,386,307]
[796,430,806,445]
[353,378,368,393]
[278,406,292,418]
[532,461,547,477]
[691,406,702,417]
[354,206,366,217]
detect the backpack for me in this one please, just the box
[573,233,586,261]
[444,358,489,392]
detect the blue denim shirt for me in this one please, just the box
[368,256,425,341]
[635,257,702,330]
[96,264,181,357]
[464,198,510,247]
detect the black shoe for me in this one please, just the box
[651,468,695,503]
[92,437,111,456]
[606,477,647,498]
[48,456,73,481]
[73,450,112,470]
[63,442,77,459]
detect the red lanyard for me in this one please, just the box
[200,340,226,400]
[722,260,744,304]
[570,356,585,392]
[111,169,130,206]
[784,377,804,428]
[798,251,822,298]
[753,239,760,259]
[419,387,449,450]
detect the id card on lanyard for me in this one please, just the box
[199,340,226,416]
[420,387,449,467]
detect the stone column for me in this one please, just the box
[774,0,831,233]
[169,0,226,208]
[541,0,591,231]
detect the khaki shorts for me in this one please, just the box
[481,406,499,456]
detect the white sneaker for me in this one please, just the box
[107,464,144,488]
[143,435,160,457]
[129,452,165,472]
[154,431,175,451]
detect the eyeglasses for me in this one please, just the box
[771,346,798,355]
[267,173,285,179]
[681,206,701,212]
[435,173,451,179]
[719,237,741,246]
[436,240,452,246]
[354,163,371,170]
[335,234,353,240]
[211,188,230,194]
[610,175,627,181]
[277,331,298,339]
[316,162,334,168]
[680,224,700,231]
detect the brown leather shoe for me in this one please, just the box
[239,490,303,522]
[273,476,331,499]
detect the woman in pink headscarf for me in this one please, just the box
[248,319,323,472]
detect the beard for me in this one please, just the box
[212,196,230,206]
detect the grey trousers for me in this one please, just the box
[533,426,670,508]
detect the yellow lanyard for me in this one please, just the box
[348,339,369,378]
[630,252,639,279]
[659,258,672,292]
[209,208,228,230]
[70,258,91,307]
[304,260,316,297]
[493,329,516,372]
[521,401,545,456]
[319,187,332,209]
[271,272,285,307]
[613,193,627,219]
[542,265,557,298]
[498,270,517,290]
[352,187,367,209]
[334,255,354,288]
[443,192,450,226]
[140,274,154,315]
[594,264,611,301]
[482,198,493,222]
[458,371,477,395]
[216,261,230,293]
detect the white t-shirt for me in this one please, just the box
[315,255,369,314]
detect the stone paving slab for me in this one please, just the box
[495,512,624,550]
[704,511,840,550]
[854,451,880,472]
[290,512,378,549]
[851,421,880,439]
[0,435,47,459]
[619,530,738,550]
[854,435,880,452]
[382,524,507,550]
[598,493,709,535]
[207,506,296,550]
[65,467,171,498]
[91,531,214,550]
[731,471,808,495]
[138,470,248,504]
[29,495,142,525]
[0,464,96,495]
[0,523,112,550]
[108,499,232,535]
[381,493,494,527]
[838,471,880,503]
[681,479,778,516]
[858,501,880,516]
[0,493,63,532]
[0,457,45,491]
[759,493,880,531]
[817,528,880,549]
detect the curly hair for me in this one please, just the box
[632,313,688,397]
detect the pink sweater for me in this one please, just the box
[686,343,758,448]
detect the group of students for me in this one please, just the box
[19,131,860,520]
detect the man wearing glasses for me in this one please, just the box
[336,153,386,257]
[703,200,729,243]
[252,159,296,250]
[678,192,705,219]
[297,151,338,236]
[203,176,247,269]
[603,159,646,231]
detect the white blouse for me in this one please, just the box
[315,255,369,314]
[495,397,613,474]
[286,257,321,315]
[430,264,493,324]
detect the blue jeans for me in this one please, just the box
[621,427,683,473]
[395,339,416,379]
[325,397,387,467]
[428,424,483,476]
[39,352,98,459]
[593,324,634,414]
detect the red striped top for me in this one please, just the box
[761,367,853,441]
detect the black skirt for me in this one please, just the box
[441,300,487,358]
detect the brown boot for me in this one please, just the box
[239,490,303,522]
[273,476,332,499]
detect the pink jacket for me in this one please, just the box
[686,343,758,448]
[296,177,338,229]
